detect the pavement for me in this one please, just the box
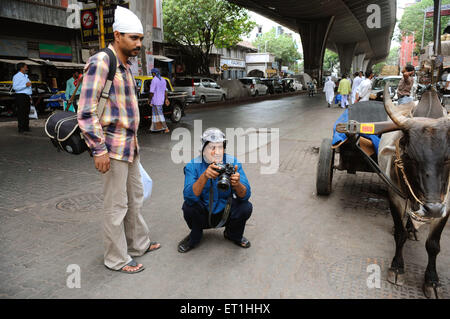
[0,93,449,299]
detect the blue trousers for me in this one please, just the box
[182,199,252,246]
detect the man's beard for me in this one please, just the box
[126,47,141,57]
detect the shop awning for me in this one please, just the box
[153,55,174,62]
[0,58,41,66]
[28,58,85,69]
[49,61,85,69]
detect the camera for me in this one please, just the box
[213,163,236,192]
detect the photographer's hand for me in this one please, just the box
[192,163,219,197]
[231,165,247,198]
[204,163,220,179]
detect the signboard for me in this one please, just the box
[425,4,450,17]
[220,58,245,68]
[80,2,129,44]
[39,43,72,60]
[0,39,27,58]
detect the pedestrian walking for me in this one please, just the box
[307,81,315,97]
[351,71,363,104]
[77,6,160,274]
[323,77,335,107]
[337,74,351,108]
[355,70,375,103]
[12,62,32,133]
[149,68,170,133]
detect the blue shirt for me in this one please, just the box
[12,72,32,95]
[183,154,251,214]
[66,77,82,101]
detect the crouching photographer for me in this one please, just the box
[178,128,253,253]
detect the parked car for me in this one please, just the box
[173,76,227,104]
[0,80,54,116]
[280,78,296,92]
[239,77,268,96]
[369,76,402,101]
[134,75,187,126]
[261,78,283,94]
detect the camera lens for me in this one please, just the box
[217,176,230,191]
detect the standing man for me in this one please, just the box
[65,70,82,112]
[149,68,170,133]
[337,74,351,108]
[351,71,363,104]
[323,77,335,108]
[397,64,415,105]
[12,63,32,133]
[355,70,375,103]
[77,6,160,274]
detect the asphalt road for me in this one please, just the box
[0,93,449,299]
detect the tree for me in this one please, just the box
[398,0,450,55]
[163,0,256,75]
[372,46,400,75]
[323,49,339,73]
[252,27,302,70]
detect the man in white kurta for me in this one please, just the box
[323,77,335,107]
[351,72,363,104]
[355,70,375,103]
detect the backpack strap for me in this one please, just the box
[96,47,117,119]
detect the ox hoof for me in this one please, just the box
[423,282,442,299]
[387,268,405,286]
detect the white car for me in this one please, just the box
[239,77,268,96]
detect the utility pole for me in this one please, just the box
[97,0,106,49]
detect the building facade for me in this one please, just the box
[245,52,277,78]
[0,0,159,89]
[400,34,418,68]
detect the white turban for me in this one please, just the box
[112,6,143,34]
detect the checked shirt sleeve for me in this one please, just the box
[77,53,109,157]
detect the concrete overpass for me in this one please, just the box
[228,0,397,80]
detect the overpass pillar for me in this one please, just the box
[336,42,357,77]
[298,16,335,82]
[352,53,366,74]
[363,58,374,72]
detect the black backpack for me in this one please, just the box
[45,48,117,155]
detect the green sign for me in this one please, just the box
[39,43,72,60]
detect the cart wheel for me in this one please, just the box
[316,138,335,195]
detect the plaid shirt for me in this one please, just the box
[77,45,140,163]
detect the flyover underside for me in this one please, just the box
[228,0,396,79]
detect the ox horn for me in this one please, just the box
[384,84,412,128]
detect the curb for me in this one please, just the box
[185,90,311,112]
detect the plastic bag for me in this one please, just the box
[335,94,342,104]
[29,105,38,119]
[139,163,153,201]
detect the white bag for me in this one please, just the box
[139,163,153,201]
[29,105,38,119]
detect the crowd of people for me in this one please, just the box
[323,70,375,108]
[322,64,415,109]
